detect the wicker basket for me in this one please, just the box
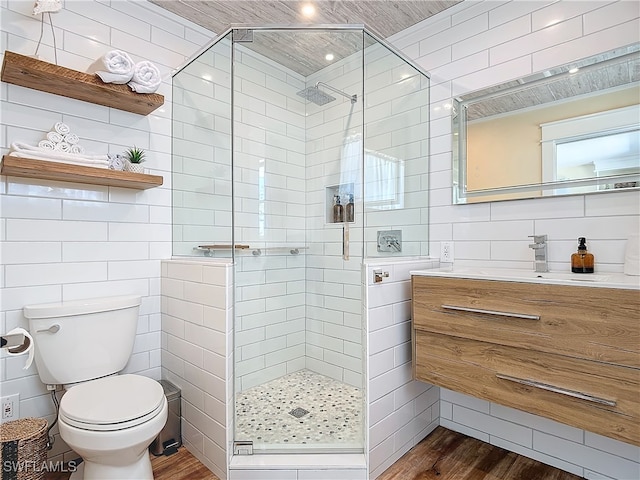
[0,417,48,480]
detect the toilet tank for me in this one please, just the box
[23,295,142,386]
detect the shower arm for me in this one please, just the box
[315,82,357,104]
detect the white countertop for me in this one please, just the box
[410,267,640,290]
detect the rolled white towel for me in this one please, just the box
[54,122,70,135]
[88,50,135,84]
[70,144,85,155]
[64,133,79,145]
[54,142,71,152]
[47,131,65,144]
[38,139,56,150]
[128,61,161,94]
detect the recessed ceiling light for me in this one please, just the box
[301,4,315,17]
[325,53,334,61]
[568,67,579,74]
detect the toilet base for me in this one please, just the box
[69,452,153,480]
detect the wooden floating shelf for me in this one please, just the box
[1,51,164,115]
[1,156,163,190]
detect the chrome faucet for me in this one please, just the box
[528,235,548,272]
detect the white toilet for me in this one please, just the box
[23,295,168,480]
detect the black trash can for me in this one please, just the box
[150,380,182,456]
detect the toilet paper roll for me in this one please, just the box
[624,234,640,276]
[5,327,35,370]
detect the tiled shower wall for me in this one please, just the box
[161,259,234,480]
[173,34,432,394]
[171,36,232,255]
[303,37,431,390]
[0,0,210,465]
[361,42,430,258]
[232,46,309,392]
[303,48,365,390]
[172,39,363,392]
[386,1,640,479]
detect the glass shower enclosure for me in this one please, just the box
[172,26,429,454]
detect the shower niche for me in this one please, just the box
[326,183,355,224]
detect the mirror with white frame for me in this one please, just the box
[452,44,640,204]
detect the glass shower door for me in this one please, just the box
[172,32,233,259]
[231,27,366,453]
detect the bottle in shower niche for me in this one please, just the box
[571,237,595,273]
[345,194,354,222]
[333,195,344,223]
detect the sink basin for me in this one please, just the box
[528,272,611,283]
[450,269,611,283]
[410,267,639,289]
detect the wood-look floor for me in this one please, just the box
[378,426,583,480]
[44,427,582,480]
[44,447,219,480]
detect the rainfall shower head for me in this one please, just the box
[296,81,358,106]
[297,86,336,106]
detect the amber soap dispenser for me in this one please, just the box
[571,237,594,273]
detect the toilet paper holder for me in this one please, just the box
[1,332,26,349]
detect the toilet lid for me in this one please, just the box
[60,375,165,431]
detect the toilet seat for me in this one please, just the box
[60,374,165,432]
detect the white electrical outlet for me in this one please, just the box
[1,394,19,422]
[440,241,454,263]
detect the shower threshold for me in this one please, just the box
[229,452,367,478]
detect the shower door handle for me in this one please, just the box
[343,223,350,261]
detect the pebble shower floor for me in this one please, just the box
[235,370,363,448]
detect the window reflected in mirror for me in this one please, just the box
[453,44,640,204]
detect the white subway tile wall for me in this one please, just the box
[172,34,232,256]
[303,43,366,390]
[233,43,311,391]
[0,0,212,465]
[387,1,640,478]
[392,0,640,274]
[161,259,234,480]
[366,258,440,479]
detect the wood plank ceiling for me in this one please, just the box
[151,1,638,114]
[149,0,462,76]
[462,44,640,120]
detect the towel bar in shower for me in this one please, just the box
[195,245,308,256]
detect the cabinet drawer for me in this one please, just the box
[412,276,640,368]
[414,331,640,446]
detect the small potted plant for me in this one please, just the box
[124,146,146,174]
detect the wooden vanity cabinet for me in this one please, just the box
[411,275,640,446]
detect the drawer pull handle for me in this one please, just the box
[496,373,616,407]
[441,305,540,321]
